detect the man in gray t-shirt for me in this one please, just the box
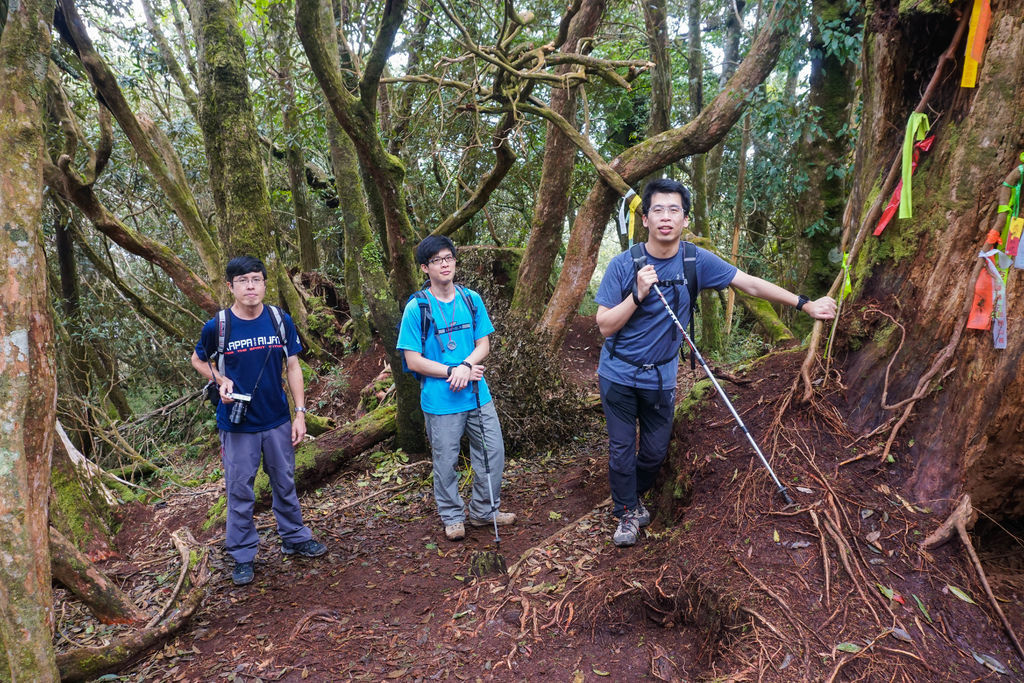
[594,178,837,547]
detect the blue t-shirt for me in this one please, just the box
[595,243,737,390]
[195,306,302,433]
[396,287,495,415]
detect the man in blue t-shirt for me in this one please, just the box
[595,178,837,547]
[191,256,326,585]
[397,236,516,541]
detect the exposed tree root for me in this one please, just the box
[50,526,145,625]
[921,494,1024,663]
[146,528,195,628]
[55,529,210,682]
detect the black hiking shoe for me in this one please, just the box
[232,561,255,586]
[281,539,327,557]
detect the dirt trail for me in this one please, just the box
[53,319,1024,681]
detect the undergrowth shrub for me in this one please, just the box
[483,300,592,458]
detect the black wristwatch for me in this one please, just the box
[446,365,454,378]
[796,294,810,311]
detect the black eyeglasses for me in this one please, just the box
[428,255,456,265]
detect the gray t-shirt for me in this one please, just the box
[595,243,737,390]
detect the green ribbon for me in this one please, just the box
[841,252,853,301]
[899,113,931,220]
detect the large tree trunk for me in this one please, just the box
[50,421,118,560]
[539,0,797,349]
[297,0,425,452]
[510,0,607,320]
[794,0,860,296]
[0,0,62,675]
[841,0,1024,519]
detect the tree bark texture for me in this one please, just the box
[511,0,607,320]
[841,0,1024,519]
[539,0,797,348]
[0,0,61,675]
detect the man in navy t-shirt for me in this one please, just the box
[595,179,837,547]
[191,256,326,585]
[398,236,516,542]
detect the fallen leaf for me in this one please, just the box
[592,668,611,676]
[860,509,874,519]
[865,531,881,544]
[549,511,562,520]
[947,584,976,604]
[972,652,1008,674]
[385,669,408,679]
[912,594,931,623]
[836,642,861,653]
[890,627,912,643]
[876,583,894,600]
[572,671,584,683]
[773,529,780,543]
[796,487,814,494]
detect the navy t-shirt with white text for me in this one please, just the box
[195,307,302,433]
[595,243,737,390]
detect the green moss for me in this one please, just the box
[897,0,952,17]
[675,379,714,423]
[203,495,227,532]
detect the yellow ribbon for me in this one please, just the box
[627,194,642,243]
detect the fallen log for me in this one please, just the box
[56,533,210,682]
[254,403,397,508]
[50,527,145,625]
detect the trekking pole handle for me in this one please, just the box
[650,284,794,506]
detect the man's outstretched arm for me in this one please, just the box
[730,271,837,320]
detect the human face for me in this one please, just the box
[228,271,267,308]
[420,249,456,285]
[642,191,689,245]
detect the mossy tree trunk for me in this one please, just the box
[270,0,318,273]
[297,0,425,452]
[793,0,860,296]
[0,0,61,674]
[840,0,1024,519]
[538,0,797,349]
[49,422,117,561]
[511,0,607,320]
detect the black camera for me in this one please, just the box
[227,393,252,425]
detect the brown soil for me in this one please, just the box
[54,317,1024,681]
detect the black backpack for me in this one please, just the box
[400,284,477,382]
[607,241,699,371]
[204,305,288,406]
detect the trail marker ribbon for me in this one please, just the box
[617,189,642,247]
[874,135,935,236]
[899,114,931,220]
[967,248,1009,349]
[961,0,991,88]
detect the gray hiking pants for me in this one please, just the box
[220,421,313,563]
[423,400,505,526]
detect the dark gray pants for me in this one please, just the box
[220,421,312,563]
[423,400,505,526]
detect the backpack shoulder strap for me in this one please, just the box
[682,241,698,309]
[266,305,289,359]
[411,290,433,347]
[629,243,646,272]
[454,285,478,338]
[215,309,229,375]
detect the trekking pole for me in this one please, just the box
[650,283,795,506]
[473,382,502,548]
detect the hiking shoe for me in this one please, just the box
[232,561,255,586]
[445,522,466,541]
[281,539,327,557]
[468,511,517,527]
[613,512,641,547]
[635,502,651,528]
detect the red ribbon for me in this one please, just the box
[874,136,935,236]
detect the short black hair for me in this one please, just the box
[641,178,692,216]
[225,256,267,282]
[415,235,457,266]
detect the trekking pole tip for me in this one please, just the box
[781,488,795,506]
